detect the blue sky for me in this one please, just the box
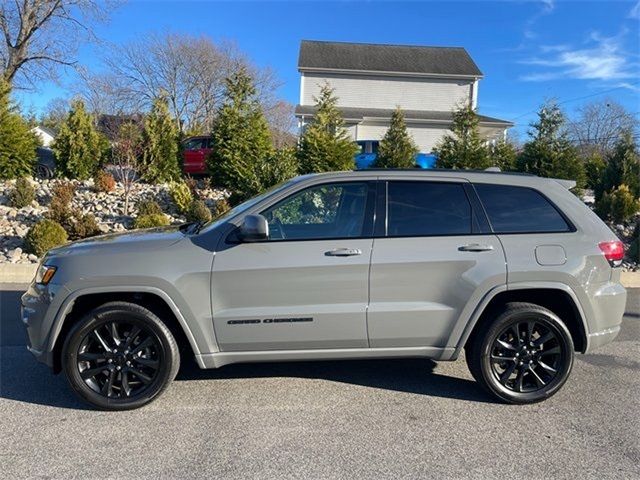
[18,0,640,137]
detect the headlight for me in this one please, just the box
[35,264,57,285]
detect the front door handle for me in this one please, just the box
[325,248,362,257]
[458,244,494,252]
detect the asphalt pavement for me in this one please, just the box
[1,284,638,479]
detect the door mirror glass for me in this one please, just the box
[239,214,269,242]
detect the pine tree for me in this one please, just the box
[0,80,38,179]
[52,100,104,179]
[488,139,517,171]
[373,107,419,168]
[298,83,357,174]
[435,105,491,169]
[595,130,639,201]
[207,68,273,201]
[517,101,585,188]
[142,96,181,183]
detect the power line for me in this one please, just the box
[510,80,640,122]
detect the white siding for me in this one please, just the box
[302,72,472,112]
[356,121,450,153]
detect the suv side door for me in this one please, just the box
[211,180,376,351]
[367,179,506,349]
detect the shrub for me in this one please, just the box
[185,176,199,197]
[628,221,639,263]
[213,198,231,218]
[169,181,193,213]
[134,213,170,229]
[24,219,68,257]
[52,181,76,206]
[9,178,36,208]
[67,211,101,240]
[595,185,640,223]
[186,199,212,223]
[93,170,116,193]
[137,199,163,216]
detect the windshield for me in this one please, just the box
[199,177,304,233]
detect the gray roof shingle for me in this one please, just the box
[295,105,513,126]
[298,40,483,77]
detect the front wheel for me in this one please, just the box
[466,302,574,404]
[62,301,180,410]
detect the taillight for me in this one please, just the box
[598,241,624,266]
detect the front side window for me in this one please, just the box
[261,182,370,240]
[387,181,472,236]
[474,184,571,233]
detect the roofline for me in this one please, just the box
[301,39,471,50]
[295,111,514,127]
[299,66,483,80]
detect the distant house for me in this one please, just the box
[31,126,56,147]
[295,40,513,162]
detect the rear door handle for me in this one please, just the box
[325,248,362,257]
[458,244,494,252]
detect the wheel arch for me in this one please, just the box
[455,283,589,357]
[48,286,202,373]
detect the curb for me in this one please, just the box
[1,263,639,288]
[0,263,37,283]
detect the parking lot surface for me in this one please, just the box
[1,284,638,479]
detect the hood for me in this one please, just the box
[48,226,186,257]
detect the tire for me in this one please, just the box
[62,301,180,410]
[466,302,574,404]
[36,164,53,179]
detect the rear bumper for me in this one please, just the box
[584,281,626,353]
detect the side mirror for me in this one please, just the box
[238,214,269,242]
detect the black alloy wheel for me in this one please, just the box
[76,320,162,399]
[489,319,564,393]
[466,302,574,404]
[62,302,180,410]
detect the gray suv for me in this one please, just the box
[21,170,627,410]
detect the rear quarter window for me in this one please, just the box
[474,184,571,234]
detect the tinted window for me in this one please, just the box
[387,182,472,236]
[475,184,570,233]
[261,182,369,240]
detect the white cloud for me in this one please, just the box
[629,1,640,19]
[520,30,638,83]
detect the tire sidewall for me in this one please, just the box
[62,305,176,410]
[479,309,574,404]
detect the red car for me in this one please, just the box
[182,136,212,175]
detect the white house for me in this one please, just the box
[295,40,512,156]
[31,126,56,147]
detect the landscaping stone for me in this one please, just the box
[1,177,229,264]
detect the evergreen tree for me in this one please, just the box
[298,83,357,173]
[488,139,517,171]
[52,100,104,179]
[517,101,585,188]
[373,107,419,168]
[435,105,491,169]
[0,80,38,179]
[207,68,273,201]
[142,96,181,183]
[595,130,639,201]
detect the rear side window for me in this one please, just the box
[387,181,472,236]
[475,184,571,233]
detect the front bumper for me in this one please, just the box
[20,281,66,369]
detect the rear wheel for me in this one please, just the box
[62,301,180,410]
[466,302,574,404]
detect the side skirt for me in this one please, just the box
[195,346,456,369]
